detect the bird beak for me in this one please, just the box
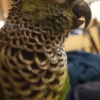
[72,1,91,29]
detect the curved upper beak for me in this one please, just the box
[72,1,91,29]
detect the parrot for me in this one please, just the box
[0,0,91,100]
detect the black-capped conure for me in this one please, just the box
[0,0,91,100]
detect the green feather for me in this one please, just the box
[58,69,71,100]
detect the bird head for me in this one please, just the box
[12,0,91,30]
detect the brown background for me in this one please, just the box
[0,0,12,19]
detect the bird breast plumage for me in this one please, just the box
[0,23,68,100]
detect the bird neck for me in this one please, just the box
[6,0,73,47]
